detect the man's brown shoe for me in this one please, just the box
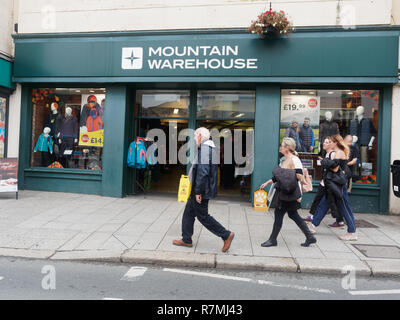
[172,239,193,247]
[222,232,235,252]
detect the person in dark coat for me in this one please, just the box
[260,137,316,248]
[173,127,234,253]
[285,119,302,152]
[298,117,315,153]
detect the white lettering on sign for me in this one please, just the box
[122,45,257,70]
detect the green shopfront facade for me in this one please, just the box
[13,28,399,213]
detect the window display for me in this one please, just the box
[280,89,379,184]
[197,91,255,119]
[0,97,7,158]
[137,91,189,118]
[31,88,106,170]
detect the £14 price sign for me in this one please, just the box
[79,129,104,147]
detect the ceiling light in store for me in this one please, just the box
[309,92,315,95]
[90,90,95,93]
[235,113,245,118]
[173,108,179,114]
[75,90,81,93]
[290,91,297,94]
[347,92,353,95]
[328,91,334,94]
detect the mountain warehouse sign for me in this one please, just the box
[12,32,399,80]
[122,45,258,70]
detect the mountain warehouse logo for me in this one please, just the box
[121,45,257,70]
[122,47,143,69]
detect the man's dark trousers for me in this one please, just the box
[182,195,231,244]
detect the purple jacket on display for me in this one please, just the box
[60,116,78,139]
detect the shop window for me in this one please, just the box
[0,96,7,158]
[280,89,379,184]
[31,88,106,170]
[197,91,255,119]
[137,91,189,118]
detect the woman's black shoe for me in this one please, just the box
[301,236,317,247]
[261,239,277,247]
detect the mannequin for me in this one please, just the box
[45,102,62,139]
[319,111,339,152]
[34,127,53,167]
[349,106,376,164]
[58,107,78,167]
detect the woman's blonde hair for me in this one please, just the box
[282,137,298,156]
[330,134,349,159]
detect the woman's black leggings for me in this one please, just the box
[269,205,309,241]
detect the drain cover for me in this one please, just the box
[352,244,400,259]
[355,219,379,228]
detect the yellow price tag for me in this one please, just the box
[79,129,104,147]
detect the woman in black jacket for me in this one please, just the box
[260,138,316,248]
[307,135,357,241]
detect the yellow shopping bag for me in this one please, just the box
[253,189,268,211]
[178,175,191,202]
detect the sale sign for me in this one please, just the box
[281,95,320,127]
[79,129,104,147]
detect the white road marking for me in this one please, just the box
[349,289,400,296]
[257,280,334,294]
[103,297,124,300]
[163,268,252,282]
[163,268,333,294]
[121,266,148,281]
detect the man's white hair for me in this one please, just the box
[195,127,210,141]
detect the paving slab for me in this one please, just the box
[216,255,298,272]
[0,248,55,259]
[296,258,371,276]
[122,249,215,268]
[365,259,400,277]
[50,250,123,262]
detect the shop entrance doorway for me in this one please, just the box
[133,90,190,195]
[131,89,255,201]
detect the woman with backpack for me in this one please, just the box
[259,137,317,248]
[307,134,357,241]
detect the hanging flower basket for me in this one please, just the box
[248,9,294,38]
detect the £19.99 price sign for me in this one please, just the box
[281,95,320,127]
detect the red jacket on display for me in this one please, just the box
[86,107,104,132]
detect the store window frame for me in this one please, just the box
[196,90,256,122]
[280,85,384,187]
[27,85,107,172]
[0,88,10,158]
[136,89,191,121]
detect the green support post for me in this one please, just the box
[251,85,281,203]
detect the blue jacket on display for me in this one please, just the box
[127,139,147,169]
[34,134,53,153]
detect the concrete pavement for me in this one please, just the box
[0,190,400,277]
